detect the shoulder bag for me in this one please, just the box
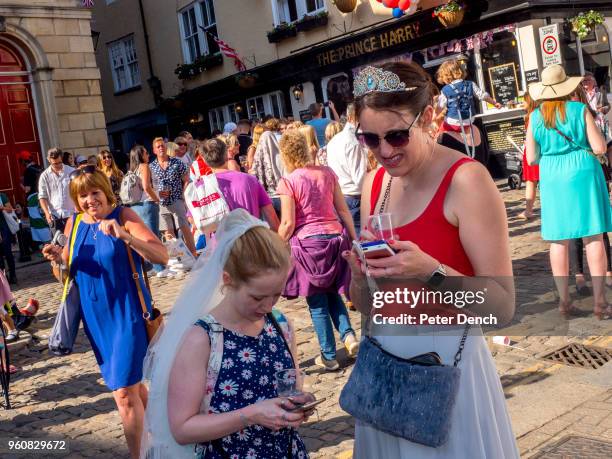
[49,214,83,355]
[121,208,163,343]
[338,177,470,447]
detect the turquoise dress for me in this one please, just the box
[70,206,151,390]
[532,101,612,241]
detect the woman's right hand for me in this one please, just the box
[246,397,306,431]
[42,244,62,263]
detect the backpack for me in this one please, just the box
[119,171,144,205]
[184,174,230,235]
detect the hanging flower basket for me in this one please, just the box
[236,73,258,89]
[333,0,358,14]
[433,1,465,28]
[570,10,604,40]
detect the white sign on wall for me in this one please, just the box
[539,24,562,66]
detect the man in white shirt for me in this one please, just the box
[38,147,75,232]
[326,103,367,235]
[174,135,193,167]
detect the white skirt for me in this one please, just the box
[353,325,519,459]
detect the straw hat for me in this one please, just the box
[528,64,583,101]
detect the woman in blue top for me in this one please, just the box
[526,65,611,320]
[42,168,168,458]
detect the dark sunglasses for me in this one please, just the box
[69,165,96,180]
[102,155,113,160]
[356,113,421,150]
[177,142,187,146]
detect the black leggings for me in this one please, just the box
[573,233,612,274]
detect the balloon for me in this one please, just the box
[398,0,411,10]
[392,7,404,18]
[382,0,400,8]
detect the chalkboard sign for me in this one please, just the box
[299,109,313,122]
[525,69,539,84]
[483,118,526,156]
[488,63,519,105]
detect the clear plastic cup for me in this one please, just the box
[367,213,395,240]
[274,368,302,397]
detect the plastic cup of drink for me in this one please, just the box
[274,368,302,397]
[367,213,395,240]
[492,336,510,346]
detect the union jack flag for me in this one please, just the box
[81,0,94,7]
[201,27,246,72]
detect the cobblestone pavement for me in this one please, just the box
[1,181,611,458]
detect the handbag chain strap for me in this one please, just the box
[371,172,471,366]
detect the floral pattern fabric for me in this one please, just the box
[194,315,309,459]
[149,157,188,206]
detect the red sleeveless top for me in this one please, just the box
[370,158,475,276]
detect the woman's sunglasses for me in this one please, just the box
[69,165,97,180]
[356,113,421,150]
[102,155,113,160]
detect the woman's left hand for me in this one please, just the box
[365,239,439,281]
[98,219,129,242]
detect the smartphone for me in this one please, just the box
[288,397,327,412]
[323,101,329,107]
[360,240,395,259]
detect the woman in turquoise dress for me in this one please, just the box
[43,168,168,458]
[526,64,611,320]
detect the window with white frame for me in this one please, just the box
[209,107,226,133]
[273,0,326,25]
[247,91,286,120]
[178,1,220,64]
[108,35,140,93]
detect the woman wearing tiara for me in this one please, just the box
[342,63,518,458]
[141,209,314,458]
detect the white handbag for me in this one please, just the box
[2,211,20,235]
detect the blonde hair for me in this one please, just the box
[69,169,116,212]
[436,59,466,85]
[152,137,165,148]
[325,121,342,142]
[265,118,281,132]
[96,150,123,182]
[286,121,304,130]
[280,130,312,173]
[251,124,266,150]
[225,226,290,287]
[166,142,179,157]
[299,125,320,159]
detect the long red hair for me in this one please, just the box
[539,96,571,129]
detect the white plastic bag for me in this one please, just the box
[163,236,196,271]
[184,175,229,235]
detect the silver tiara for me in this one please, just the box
[353,66,416,97]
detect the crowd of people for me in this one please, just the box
[1,57,611,459]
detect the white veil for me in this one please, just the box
[140,209,269,458]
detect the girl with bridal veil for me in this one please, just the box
[141,209,314,458]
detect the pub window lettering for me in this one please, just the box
[274,0,326,25]
[108,35,140,93]
[178,0,219,64]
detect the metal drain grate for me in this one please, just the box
[540,343,612,369]
[532,435,612,458]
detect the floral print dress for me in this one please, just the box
[195,315,309,459]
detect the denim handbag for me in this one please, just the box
[339,325,468,447]
[49,214,82,356]
[48,279,81,355]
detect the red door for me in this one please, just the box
[0,40,42,206]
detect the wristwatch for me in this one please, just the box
[425,263,447,289]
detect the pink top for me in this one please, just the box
[277,166,343,239]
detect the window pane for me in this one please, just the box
[271,94,280,118]
[207,0,216,25]
[129,62,140,86]
[256,97,265,116]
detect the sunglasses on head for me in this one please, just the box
[69,165,96,180]
[356,113,421,150]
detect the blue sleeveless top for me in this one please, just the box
[70,206,151,390]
